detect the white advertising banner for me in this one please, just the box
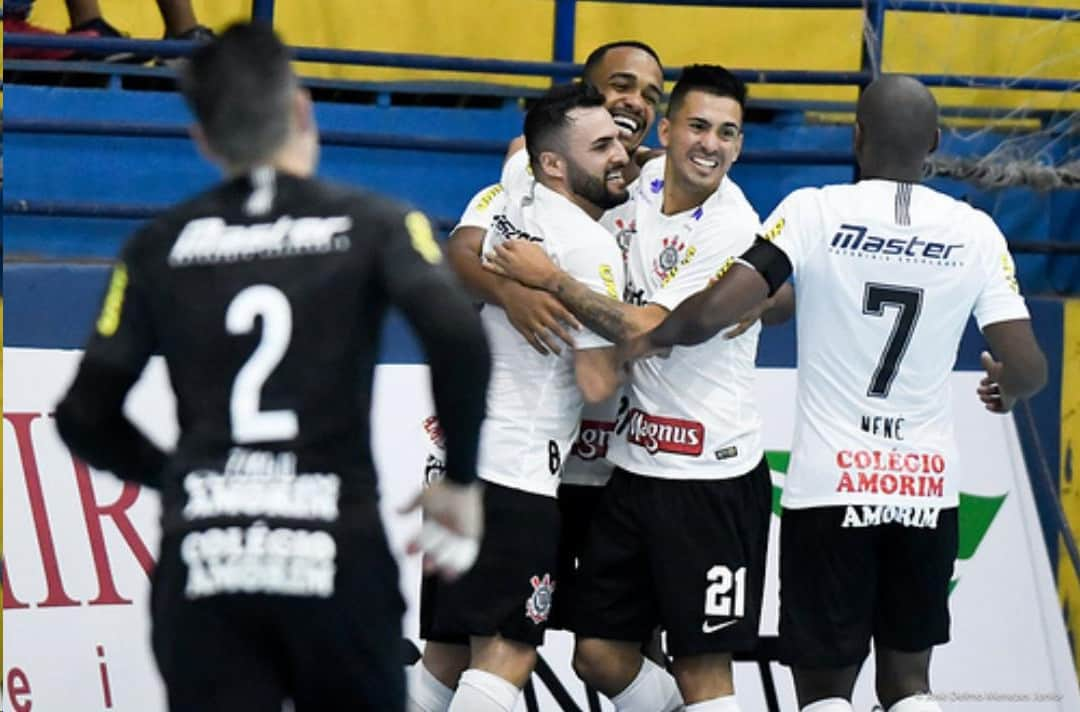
[3,349,1078,711]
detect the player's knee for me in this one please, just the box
[421,642,470,688]
[470,636,537,688]
[572,638,638,694]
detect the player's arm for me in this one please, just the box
[446,187,580,355]
[381,207,492,578]
[380,209,490,486]
[639,239,791,355]
[574,346,623,404]
[723,281,795,339]
[978,320,1047,413]
[55,251,168,488]
[971,219,1048,413]
[484,239,667,342]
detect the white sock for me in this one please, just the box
[447,669,520,712]
[801,698,855,712]
[406,663,454,712]
[611,658,684,712]
[686,694,742,711]
[888,694,942,712]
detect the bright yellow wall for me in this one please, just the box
[27,0,1080,109]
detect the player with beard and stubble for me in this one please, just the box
[410,83,632,712]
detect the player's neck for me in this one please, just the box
[858,161,924,184]
[661,173,711,216]
[545,179,605,221]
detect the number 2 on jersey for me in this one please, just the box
[863,283,924,398]
[226,285,299,443]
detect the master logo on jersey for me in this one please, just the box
[653,237,697,286]
[829,223,965,266]
[96,263,129,337]
[405,211,442,264]
[491,213,542,243]
[525,573,556,624]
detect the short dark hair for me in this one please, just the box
[524,82,607,173]
[180,22,295,169]
[581,41,663,85]
[666,64,747,119]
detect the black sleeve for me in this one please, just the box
[740,237,794,297]
[377,206,491,485]
[55,247,167,487]
[55,360,168,488]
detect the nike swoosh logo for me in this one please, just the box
[702,619,739,634]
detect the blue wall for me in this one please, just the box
[4,84,1076,294]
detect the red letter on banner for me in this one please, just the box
[72,457,156,605]
[4,412,80,607]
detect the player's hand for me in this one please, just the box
[978,350,1016,414]
[497,280,580,355]
[619,332,670,366]
[401,480,484,581]
[484,241,561,292]
[633,146,665,167]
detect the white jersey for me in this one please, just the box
[765,180,1030,509]
[477,162,624,497]
[500,149,625,488]
[605,157,765,480]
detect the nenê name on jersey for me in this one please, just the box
[860,414,904,440]
[169,215,353,265]
[571,419,615,461]
[835,448,946,497]
[182,521,336,599]
[829,224,964,265]
[841,505,942,529]
[491,213,542,243]
[623,409,704,456]
[183,448,340,521]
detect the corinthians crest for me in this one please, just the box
[652,236,696,285]
[525,573,556,624]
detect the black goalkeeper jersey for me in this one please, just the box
[57,169,489,535]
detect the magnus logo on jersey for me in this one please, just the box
[571,420,615,461]
[623,409,705,456]
[169,216,353,265]
[834,448,946,498]
[653,237,697,286]
[829,223,964,265]
[491,214,542,243]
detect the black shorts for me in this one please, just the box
[420,481,561,647]
[550,482,607,630]
[571,459,772,657]
[779,505,958,669]
[151,515,406,712]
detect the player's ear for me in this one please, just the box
[929,127,940,155]
[658,117,671,149]
[539,151,566,181]
[293,87,315,135]
[853,120,864,155]
[189,124,224,170]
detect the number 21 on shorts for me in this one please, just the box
[704,564,746,618]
